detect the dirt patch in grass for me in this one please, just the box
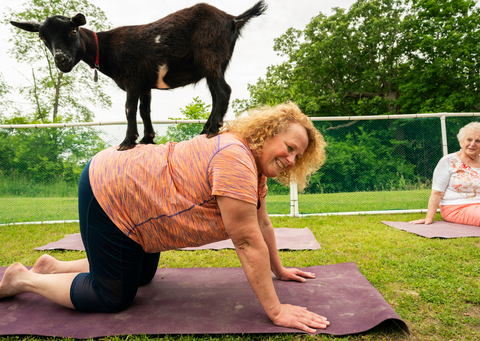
[402,290,420,297]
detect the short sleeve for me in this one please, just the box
[258,175,268,200]
[208,144,259,206]
[432,157,450,192]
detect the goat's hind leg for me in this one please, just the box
[201,76,232,138]
[139,91,156,145]
[118,92,140,151]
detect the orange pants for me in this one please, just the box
[440,204,480,226]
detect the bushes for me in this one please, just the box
[268,122,424,195]
[308,127,418,193]
[0,121,106,190]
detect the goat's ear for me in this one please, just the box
[10,20,41,33]
[70,13,86,27]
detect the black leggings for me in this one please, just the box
[70,162,161,312]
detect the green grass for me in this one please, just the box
[260,189,430,215]
[1,213,479,340]
[0,189,431,223]
[0,176,78,197]
[0,197,79,223]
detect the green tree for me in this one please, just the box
[3,0,113,123]
[0,73,15,120]
[156,97,211,143]
[231,0,480,194]
[233,0,480,117]
[0,113,107,189]
[399,0,480,113]
[308,126,416,193]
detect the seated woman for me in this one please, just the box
[0,103,329,333]
[410,122,480,226]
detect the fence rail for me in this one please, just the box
[1,113,479,224]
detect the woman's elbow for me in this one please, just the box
[431,190,445,199]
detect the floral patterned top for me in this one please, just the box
[432,152,480,206]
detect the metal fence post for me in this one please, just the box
[440,114,449,156]
[289,182,299,217]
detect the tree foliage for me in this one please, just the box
[309,125,417,193]
[399,0,480,114]
[0,0,113,195]
[156,97,211,143]
[230,0,480,194]
[0,73,15,120]
[0,113,107,189]
[233,0,480,117]
[3,0,113,123]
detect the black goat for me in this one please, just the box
[11,2,267,150]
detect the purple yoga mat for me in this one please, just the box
[34,227,321,251]
[382,220,480,238]
[0,263,408,338]
[34,233,85,251]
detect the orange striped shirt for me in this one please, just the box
[89,133,268,253]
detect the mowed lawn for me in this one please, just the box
[0,189,431,224]
[1,212,479,340]
[267,189,431,214]
[0,197,79,223]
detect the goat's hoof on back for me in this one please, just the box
[117,142,137,151]
[205,132,220,139]
[201,122,222,138]
[139,136,156,145]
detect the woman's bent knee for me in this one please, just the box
[139,252,161,286]
[70,273,137,313]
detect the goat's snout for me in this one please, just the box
[54,51,74,72]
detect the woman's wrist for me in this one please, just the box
[271,265,282,279]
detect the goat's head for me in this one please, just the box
[11,14,87,73]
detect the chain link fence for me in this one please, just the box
[1,114,479,224]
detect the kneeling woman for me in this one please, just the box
[0,103,329,333]
[410,122,480,226]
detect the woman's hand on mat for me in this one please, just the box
[272,304,329,333]
[276,267,315,283]
[409,218,433,225]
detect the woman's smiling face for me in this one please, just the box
[254,123,309,178]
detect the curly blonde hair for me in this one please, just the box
[221,103,327,191]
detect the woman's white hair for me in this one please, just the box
[457,122,480,144]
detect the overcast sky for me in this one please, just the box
[1,0,356,122]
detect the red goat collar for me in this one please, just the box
[92,32,100,82]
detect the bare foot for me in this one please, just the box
[31,254,58,274]
[0,262,29,299]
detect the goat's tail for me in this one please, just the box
[233,0,268,31]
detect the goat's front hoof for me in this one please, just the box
[117,142,137,151]
[118,135,138,151]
